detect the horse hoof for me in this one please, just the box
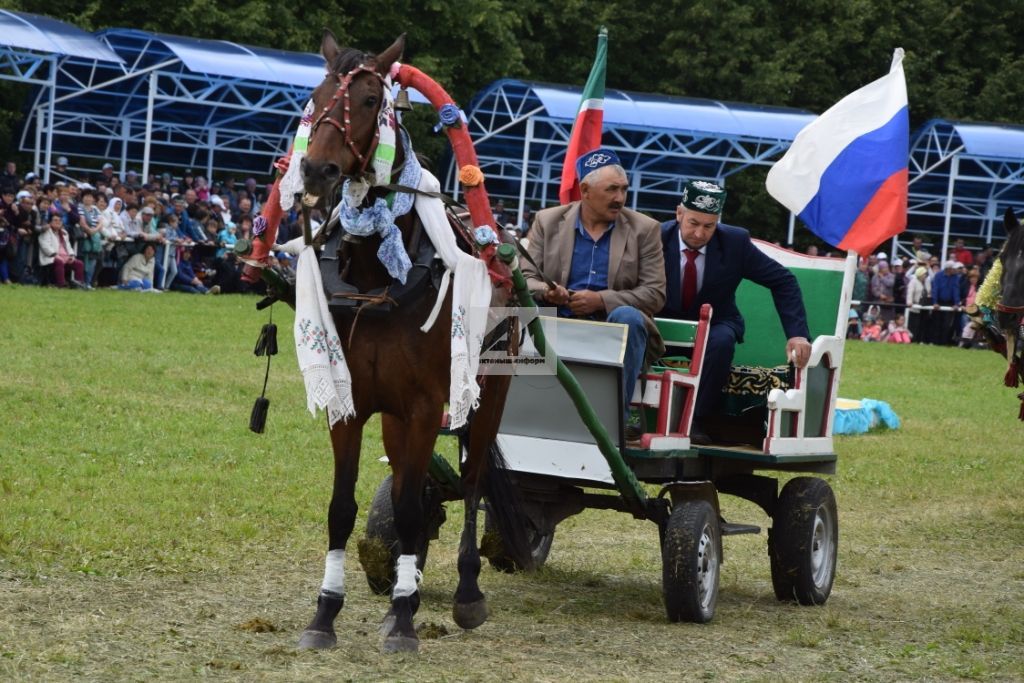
[297,629,337,650]
[381,635,419,654]
[378,611,396,637]
[452,597,489,630]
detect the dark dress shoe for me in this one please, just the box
[624,424,644,446]
[689,421,712,446]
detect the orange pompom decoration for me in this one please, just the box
[459,165,484,187]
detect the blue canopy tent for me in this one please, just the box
[0,10,123,182]
[907,119,1024,257]
[18,27,326,184]
[2,13,1021,249]
[455,79,817,227]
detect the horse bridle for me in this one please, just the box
[311,63,386,177]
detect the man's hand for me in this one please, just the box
[569,289,605,316]
[544,284,570,306]
[785,336,812,368]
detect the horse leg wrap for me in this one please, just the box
[321,549,346,595]
[392,554,422,599]
[1005,360,1020,388]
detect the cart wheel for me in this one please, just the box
[358,475,433,595]
[482,508,553,573]
[769,477,837,605]
[661,500,720,623]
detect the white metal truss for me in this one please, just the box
[906,120,1024,257]
[452,80,811,225]
[17,29,311,184]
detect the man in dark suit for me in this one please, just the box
[660,180,811,444]
[524,148,666,432]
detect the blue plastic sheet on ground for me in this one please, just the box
[833,398,901,435]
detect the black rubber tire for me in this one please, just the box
[360,475,430,595]
[661,500,720,623]
[769,477,838,605]
[482,508,553,573]
[768,526,795,601]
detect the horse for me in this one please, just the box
[997,208,1024,409]
[293,31,529,653]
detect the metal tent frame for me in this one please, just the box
[4,12,1022,253]
[450,78,817,227]
[0,10,123,183]
[17,26,326,184]
[907,119,1024,258]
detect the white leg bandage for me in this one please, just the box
[392,554,422,599]
[321,549,346,595]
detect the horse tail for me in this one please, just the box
[456,428,535,572]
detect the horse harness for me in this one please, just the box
[315,184,480,318]
[311,64,386,177]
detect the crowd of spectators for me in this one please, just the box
[0,158,302,295]
[847,235,993,348]
[2,158,998,353]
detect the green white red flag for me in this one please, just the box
[559,27,608,205]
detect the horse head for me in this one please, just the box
[1000,207,1024,313]
[300,31,406,200]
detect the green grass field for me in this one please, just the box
[1,285,1023,681]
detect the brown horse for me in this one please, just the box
[294,31,528,653]
[998,209,1024,397]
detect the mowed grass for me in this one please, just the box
[1,285,1023,681]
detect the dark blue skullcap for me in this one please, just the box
[575,147,621,183]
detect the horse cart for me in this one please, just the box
[361,241,857,623]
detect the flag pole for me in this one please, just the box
[558,27,608,205]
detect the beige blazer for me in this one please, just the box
[523,202,666,364]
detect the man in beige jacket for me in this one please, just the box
[523,148,666,433]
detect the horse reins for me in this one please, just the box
[311,63,386,177]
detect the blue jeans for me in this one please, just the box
[119,278,153,290]
[171,282,209,294]
[607,305,648,424]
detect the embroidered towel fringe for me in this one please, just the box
[294,240,355,426]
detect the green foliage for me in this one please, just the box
[5,0,1022,124]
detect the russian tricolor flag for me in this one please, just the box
[767,49,909,256]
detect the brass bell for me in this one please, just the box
[394,88,413,112]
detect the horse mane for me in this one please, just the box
[330,47,372,75]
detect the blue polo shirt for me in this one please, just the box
[561,216,613,317]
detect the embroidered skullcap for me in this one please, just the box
[680,179,727,215]
[876,252,888,260]
[575,148,621,183]
[57,156,68,166]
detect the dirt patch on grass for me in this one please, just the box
[237,617,276,633]
[3,506,1023,682]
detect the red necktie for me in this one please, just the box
[682,248,698,310]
